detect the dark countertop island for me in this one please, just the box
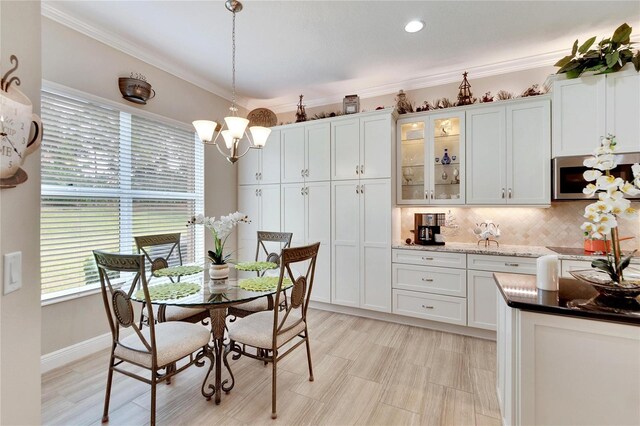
[493,272,640,326]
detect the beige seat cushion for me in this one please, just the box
[228,309,305,349]
[152,304,207,322]
[115,322,210,368]
[233,297,270,313]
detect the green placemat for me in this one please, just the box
[153,265,203,277]
[234,261,278,272]
[238,277,292,292]
[136,282,200,301]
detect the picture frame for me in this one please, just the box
[343,94,360,115]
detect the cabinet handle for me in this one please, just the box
[301,169,305,178]
[255,172,258,180]
[421,257,434,261]
[421,305,435,309]
[425,191,429,200]
[356,165,360,175]
[360,164,364,175]
[501,188,505,199]
[255,189,258,196]
[259,189,263,196]
[305,169,309,177]
[305,187,309,195]
[301,187,305,196]
[505,262,519,267]
[356,185,359,194]
[360,185,364,194]
[421,278,434,282]
[508,188,512,199]
[430,190,434,199]
[259,172,262,180]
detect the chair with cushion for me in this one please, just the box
[93,250,210,426]
[225,242,320,419]
[135,233,208,323]
[229,231,293,318]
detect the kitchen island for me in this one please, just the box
[494,273,640,426]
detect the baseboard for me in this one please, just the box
[41,331,128,374]
[309,301,496,341]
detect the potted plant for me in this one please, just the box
[187,212,249,279]
[576,135,640,300]
[555,23,640,78]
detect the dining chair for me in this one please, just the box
[225,242,319,419]
[135,233,208,323]
[229,231,293,318]
[93,250,210,426]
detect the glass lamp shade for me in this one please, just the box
[224,116,249,139]
[221,130,234,149]
[193,120,218,142]
[250,126,271,147]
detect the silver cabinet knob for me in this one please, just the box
[421,305,434,309]
[356,165,359,175]
[508,188,512,199]
[501,188,505,199]
[421,257,434,261]
[421,278,434,282]
[360,164,364,175]
[505,262,519,267]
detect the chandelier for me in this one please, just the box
[193,0,270,164]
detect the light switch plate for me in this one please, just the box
[3,251,22,295]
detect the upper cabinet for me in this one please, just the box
[552,67,640,157]
[332,113,393,181]
[466,99,550,205]
[397,112,465,205]
[238,130,281,185]
[281,123,331,183]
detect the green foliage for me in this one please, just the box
[591,250,638,283]
[555,23,640,78]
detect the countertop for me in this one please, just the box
[392,242,639,262]
[493,272,640,326]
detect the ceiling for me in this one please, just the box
[43,1,640,112]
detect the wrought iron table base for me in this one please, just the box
[200,307,235,404]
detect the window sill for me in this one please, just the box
[41,280,124,307]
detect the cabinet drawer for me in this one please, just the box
[392,264,466,297]
[467,254,537,275]
[393,289,467,326]
[392,249,466,269]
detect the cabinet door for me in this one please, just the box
[280,183,306,246]
[259,184,281,233]
[281,127,306,183]
[238,185,260,241]
[331,180,360,307]
[237,144,260,185]
[331,118,360,180]
[360,115,391,179]
[606,68,640,153]
[428,111,465,204]
[552,75,606,157]
[307,181,331,303]
[466,107,507,204]
[397,117,428,204]
[305,123,331,182]
[260,130,281,184]
[506,100,551,205]
[467,270,497,330]
[360,179,391,312]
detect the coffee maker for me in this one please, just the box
[414,213,445,246]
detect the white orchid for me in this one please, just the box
[583,169,602,182]
[187,211,250,264]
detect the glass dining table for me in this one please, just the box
[126,270,292,405]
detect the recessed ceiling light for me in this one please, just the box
[405,20,425,33]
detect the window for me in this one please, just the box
[40,85,204,299]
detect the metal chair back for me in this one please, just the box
[255,231,293,275]
[134,233,182,274]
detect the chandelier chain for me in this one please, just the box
[231,10,237,113]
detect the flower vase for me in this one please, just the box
[209,263,229,280]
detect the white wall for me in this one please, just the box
[0,2,42,424]
[41,17,238,355]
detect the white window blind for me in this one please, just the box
[41,88,204,298]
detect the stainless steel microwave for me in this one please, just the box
[553,153,640,200]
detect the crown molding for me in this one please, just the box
[41,2,250,109]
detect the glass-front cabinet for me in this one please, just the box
[396,112,465,205]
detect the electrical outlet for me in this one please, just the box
[3,252,22,295]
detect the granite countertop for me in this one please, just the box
[493,272,639,326]
[392,242,639,262]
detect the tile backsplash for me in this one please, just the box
[399,201,640,251]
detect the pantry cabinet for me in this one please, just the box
[332,179,391,312]
[281,122,331,184]
[238,130,281,185]
[281,181,331,303]
[552,66,640,157]
[467,99,550,205]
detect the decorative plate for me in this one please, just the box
[234,261,278,272]
[569,269,640,298]
[247,108,277,127]
[136,282,200,301]
[153,265,203,277]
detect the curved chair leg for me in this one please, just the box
[271,351,278,419]
[304,331,314,382]
[102,354,115,423]
[150,379,157,426]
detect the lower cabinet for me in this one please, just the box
[393,289,467,326]
[467,270,498,330]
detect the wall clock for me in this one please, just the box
[0,55,42,189]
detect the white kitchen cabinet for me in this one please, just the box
[281,181,331,303]
[552,75,606,157]
[606,67,640,153]
[396,117,427,204]
[331,179,391,312]
[281,126,306,183]
[332,112,393,181]
[281,123,330,184]
[393,289,467,326]
[466,106,507,204]
[467,99,551,205]
[467,270,497,330]
[238,130,281,185]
